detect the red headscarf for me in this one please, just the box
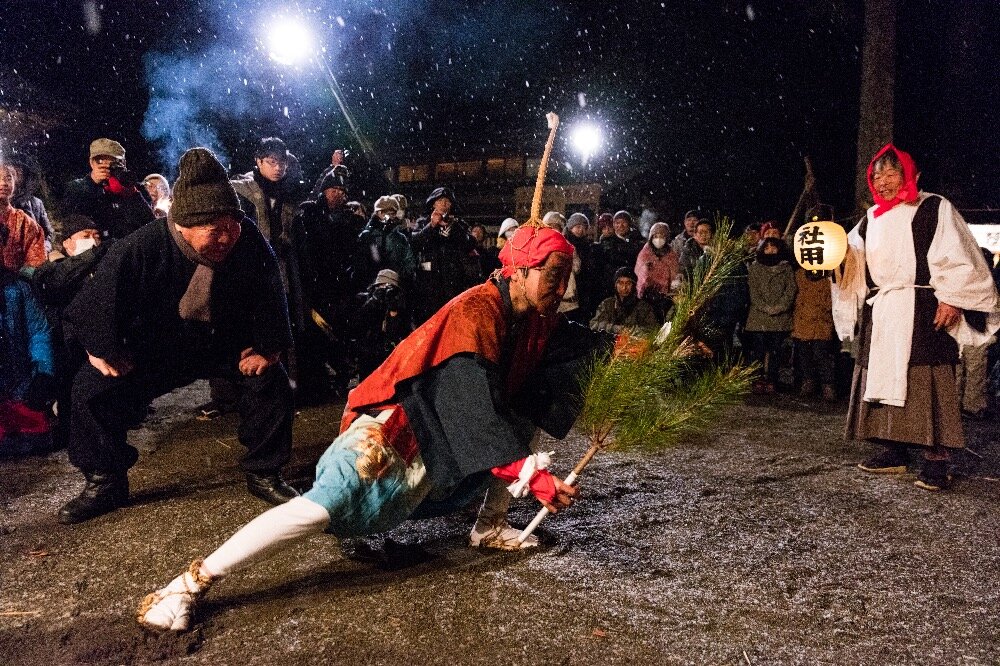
[498,225,574,277]
[866,143,920,218]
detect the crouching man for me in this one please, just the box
[58,148,298,525]
[137,224,606,631]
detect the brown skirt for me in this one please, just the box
[845,364,964,448]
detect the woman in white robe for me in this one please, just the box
[832,144,999,491]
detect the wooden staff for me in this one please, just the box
[525,112,560,228]
[517,439,601,545]
[783,156,816,237]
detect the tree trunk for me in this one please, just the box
[854,0,898,214]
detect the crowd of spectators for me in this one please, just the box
[2,134,998,478]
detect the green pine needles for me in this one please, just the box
[577,216,757,453]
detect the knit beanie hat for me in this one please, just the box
[425,186,456,212]
[60,213,100,240]
[566,213,589,232]
[613,210,633,225]
[614,266,638,283]
[169,148,242,228]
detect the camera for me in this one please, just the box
[108,159,129,182]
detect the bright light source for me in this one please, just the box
[570,123,602,162]
[267,19,313,66]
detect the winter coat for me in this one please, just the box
[792,269,834,341]
[745,260,797,332]
[290,197,366,330]
[62,176,154,240]
[0,273,53,400]
[25,242,109,341]
[410,217,482,323]
[63,218,291,370]
[356,216,418,288]
[594,232,644,302]
[232,171,304,326]
[566,233,597,315]
[698,251,750,330]
[590,293,659,334]
[670,230,693,257]
[678,236,706,279]
[12,195,52,240]
[635,243,680,299]
[0,208,46,271]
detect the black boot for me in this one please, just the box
[245,472,299,505]
[58,472,129,524]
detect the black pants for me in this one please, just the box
[68,360,293,476]
[795,338,835,385]
[748,331,788,384]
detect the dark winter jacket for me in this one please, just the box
[63,176,154,240]
[232,170,306,327]
[589,292,659,334]
[594,232,644,302]
[291,197,366,321]
[356,215,418,288]
[12,195,52,241]
[25,242,109,340]
[410,217,482,323]
[63,218,291,370]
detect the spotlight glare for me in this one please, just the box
[267,19,313,66]
[570,123,602,161]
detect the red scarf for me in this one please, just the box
[866,143,919,218]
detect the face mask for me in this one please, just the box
[651,237,666,249]
[69,238,96,256]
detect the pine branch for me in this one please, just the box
[576,215,754,454]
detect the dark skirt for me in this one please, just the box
[845,364,964,449]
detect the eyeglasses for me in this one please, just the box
[261,158,288,168]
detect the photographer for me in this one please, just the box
[62,139,155,241]
[410,187,481,324]
[354,269,412,380]
[356,195,417,290]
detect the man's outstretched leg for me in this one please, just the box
[138,496,330,631]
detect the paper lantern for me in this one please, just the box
[793,221,847,271]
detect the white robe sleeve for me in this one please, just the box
[927,197,1000,346]
[831,219,867,341]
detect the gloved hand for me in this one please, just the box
[24,373,56,411]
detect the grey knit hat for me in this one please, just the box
[169,148,242,228]
[566,212,589,231]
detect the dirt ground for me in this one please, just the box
[1,381,998,665]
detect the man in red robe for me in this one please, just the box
[138,225,607,632]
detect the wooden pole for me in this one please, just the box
[516,439,603,544]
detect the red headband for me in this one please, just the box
[867,143,919,218]
[498,225,574,277]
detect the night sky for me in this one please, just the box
[0,0,996,223]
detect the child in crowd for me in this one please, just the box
[745,238,797,392]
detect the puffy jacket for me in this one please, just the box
[0,274,53,400]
